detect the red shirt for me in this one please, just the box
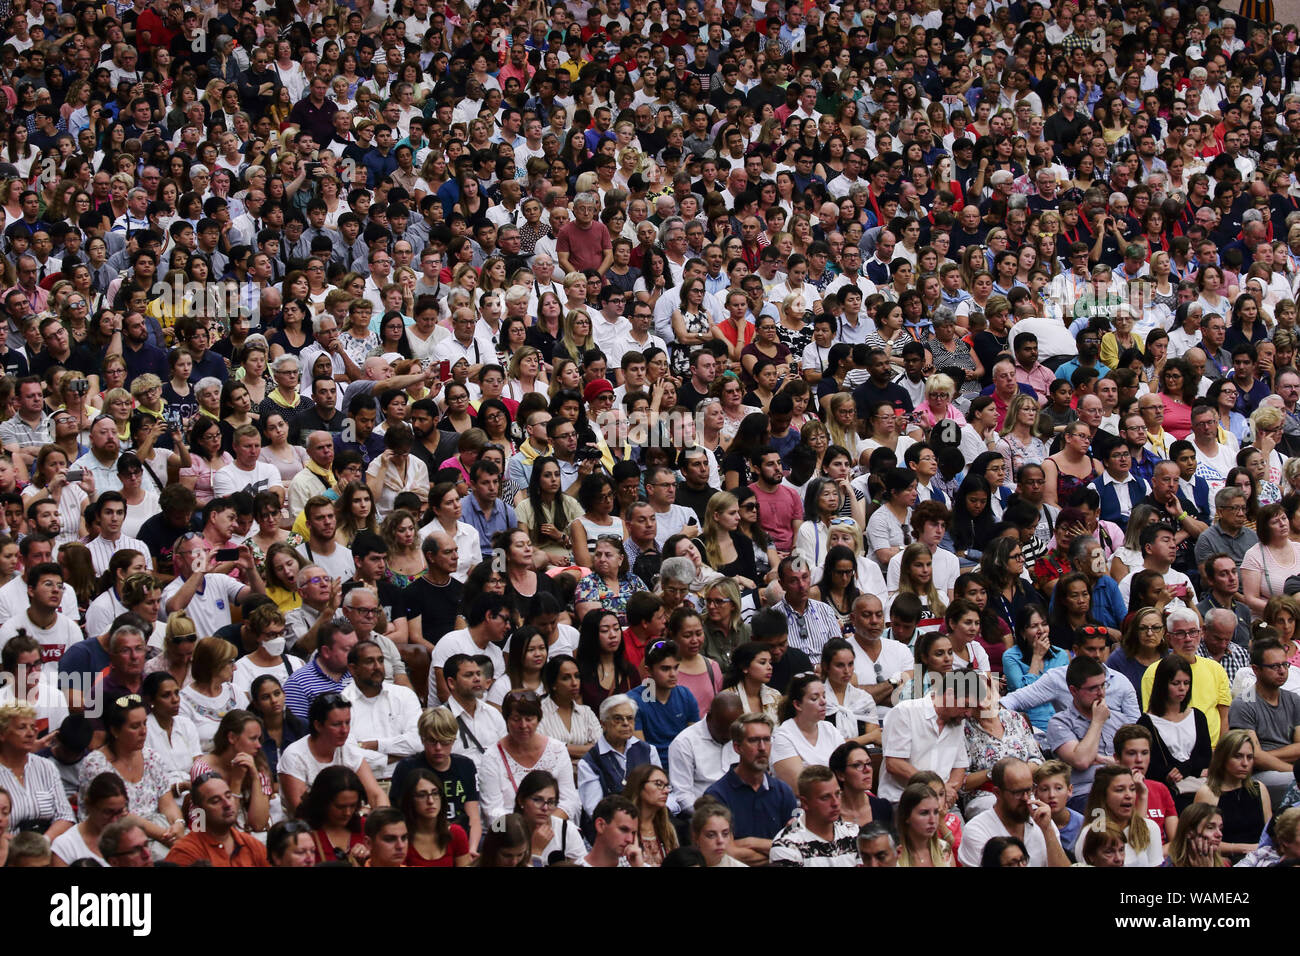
[623,627,651,676]
[405,823,469,867]
[1144,779,1177,843]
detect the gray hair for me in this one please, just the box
[658,556,695,586]
[311,313,337,334]
[574,190,600,209]
[857,820,897,846]
[271,354,300,373]
[109,624,146,652]
[99,816,146,859]
[657,216,685,245]
[1204,607,1238,635]
[194,376,223,397]
[1214,486,1246,511]
[1067,534,1099,566]
[598,694,637,722]
[1164,605,1202,631]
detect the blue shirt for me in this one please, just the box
[631,682,699,764]
[463,494,517,558]
[1000,645,1069,732]
[703,767,797,841]
[282,656,354,722]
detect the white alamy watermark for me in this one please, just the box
[49,887,152,937]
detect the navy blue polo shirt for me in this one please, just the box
[703,768,797,841]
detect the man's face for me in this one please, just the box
[1166,617,1201,657]
[1255,648,1291,690]
[111,634,146,677]
[735,720,772,772]
[1152,464,1180,500]
[996,764,1035,823]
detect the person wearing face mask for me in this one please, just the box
[232,602,302,697]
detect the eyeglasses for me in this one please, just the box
[704,596,733,606]
[596,533,624,544]
[527,795,560,809]
[302,575,332,587]
[1137,624,1164,634]
[1169,629,1201,639]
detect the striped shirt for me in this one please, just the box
[86,534,153,576]
[769,815,861,867]
[772,597,842,658]
[283,655,353,722]
[0,754,75,832]
[0,413,51,449]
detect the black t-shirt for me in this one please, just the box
[504,571,563,624]
[375,579,406,625]
[404,575,465,645]
[768,646,813,692]
[721,451,757,486]
[137,512,203,578]
[30,348,94,381]
[677,380,709,412]
[389,751,479,827]
[851,379,913,421]
[972,331,1010,387]
[718,529,758,582]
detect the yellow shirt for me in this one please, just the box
[1140,655,1232,746]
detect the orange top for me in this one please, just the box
[165,828,269,867]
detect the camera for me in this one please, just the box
[575,445,603,461]
[65,469,84,482]
[69,378,89,395]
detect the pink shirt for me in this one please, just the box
[751,482,803,553]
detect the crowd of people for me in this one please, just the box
[0,0,1298,870]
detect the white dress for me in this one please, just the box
[51,826,107,866]
[179,682,249,753]
[146,713,202,788]
[771,719,846,769]
[477,736,580,825]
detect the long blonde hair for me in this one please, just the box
[701,491,738,569]
[999,391,1039,436]
[825,392,857,451]
[897,781,952,867]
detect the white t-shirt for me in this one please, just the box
[161,573,246,637]
[0,610,84,662]
[232,654,301,699]
[886,547,960,595]
[958,808,1057,867]
[294,541,356,583]
[430,627,506,680]
[211,460,285,497]
[851,637,914,689]
[0,575,78,623]
[1117,568,1195,608]
[278,736,369,786]
[770,719,846,769]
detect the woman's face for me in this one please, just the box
[641,768,671,810]
[350,491,372,518]
[907,795,941,840]
[597,614,622,654]
[923,637,954,673]
[1105,773,1137,821]
[115,707,149,753]
[326,788,361,828]
[744,650,773,685]
[695,813,731,862]
[1063,579,1091,616]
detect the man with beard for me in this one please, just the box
[958,757,1071,867]
[407,397,459,471]
[702,712,795,865]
